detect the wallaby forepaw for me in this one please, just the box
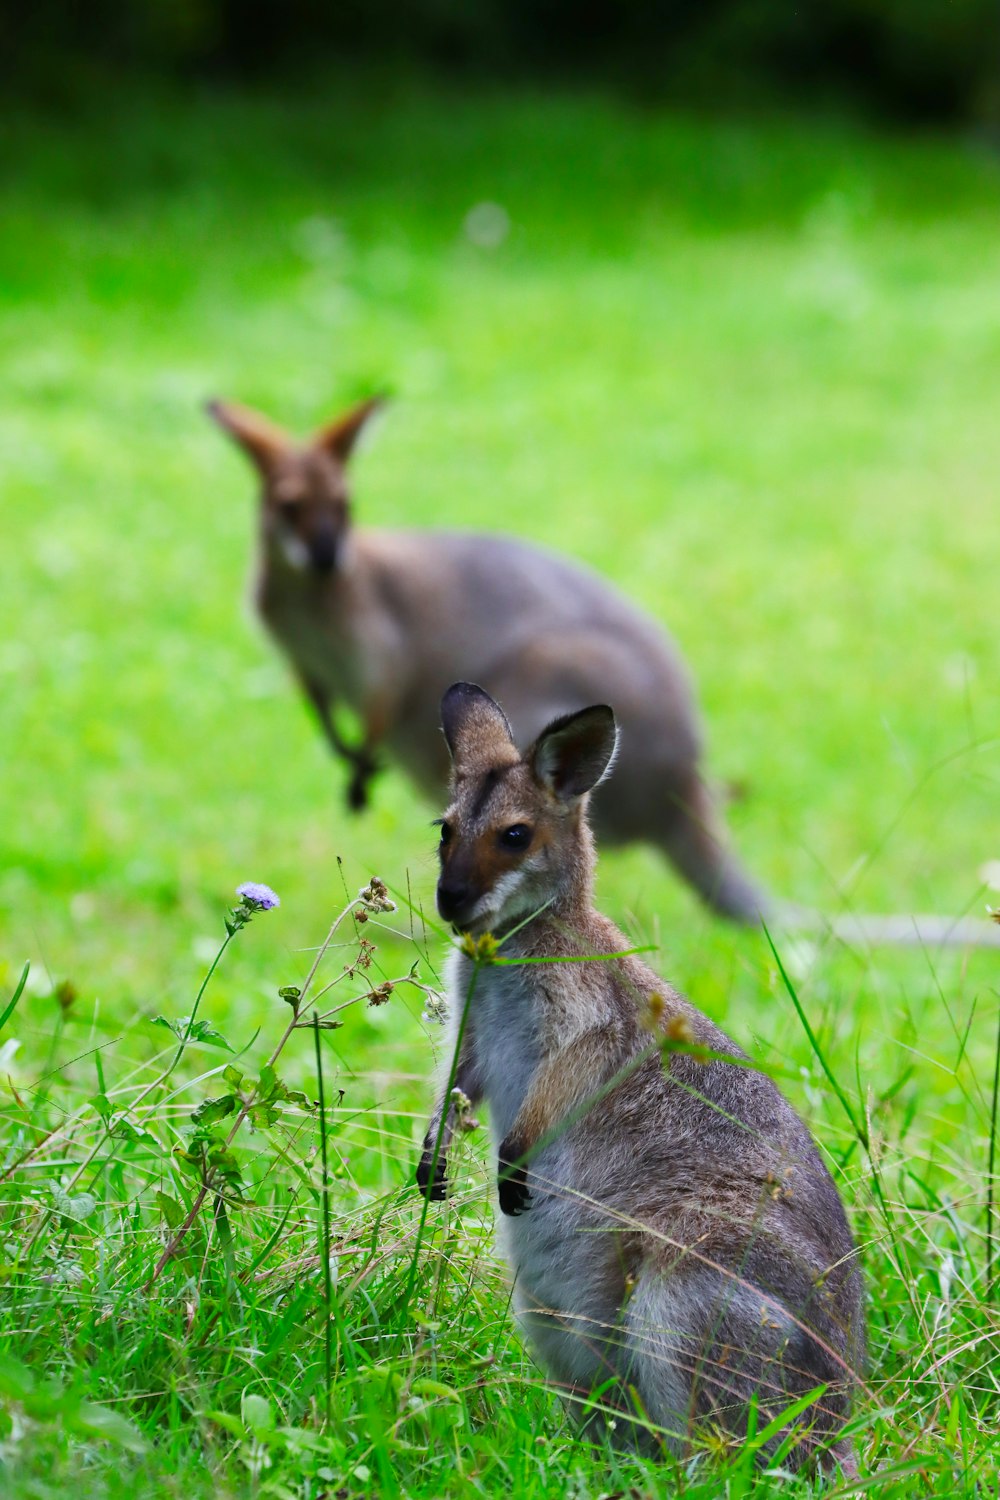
[346,753,380,813]
[416,1153,447,1202]
[346,770,372,812]
[498,1145,532,1216]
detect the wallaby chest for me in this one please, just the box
[450,953,543,1147]
[256,561,364,698]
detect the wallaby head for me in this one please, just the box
[436,682,618,934]
[206,395,384,574]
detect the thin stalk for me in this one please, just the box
[986,1001,1000,1299]
[146,898,356,1288]
[402,957,480,1312]
[164,928,237,1080]
[314,1012,334,1422]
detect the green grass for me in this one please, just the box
[1,78,999,1496]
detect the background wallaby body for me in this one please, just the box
[418,683,864,1468]
[208,396,765,921]
[209,395,1000,948]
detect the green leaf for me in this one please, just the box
[151,1015,234,1051]
[249,1104,280,1131]
[110,1113,158,1146]
[258,1064,277,1098]
[155,1191,186,1229]
[241,1393,274,1433]
[0,961,29,1035]
[0,1353,36,1401]
[89,1093,112,1121]
[73,1400,147,1452]
[410,1378,460,1402]
[191,1094,237,1127]
[51,1186,97,1222]
[284,1089,314,1110]
[223,1064,245,1091]
[203,1410,247,1439]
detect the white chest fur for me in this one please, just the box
[445,950,612,1383]
[446,950,541,1145]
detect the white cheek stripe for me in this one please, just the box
[279,530,311,571]
[469,866,528,924]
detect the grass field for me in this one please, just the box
[2,78,999,1496]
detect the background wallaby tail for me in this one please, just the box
[777,906,1000,950]
[659,772,771,923]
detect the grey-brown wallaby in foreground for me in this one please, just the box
[418,682,865,1469]
[207,395,763,921]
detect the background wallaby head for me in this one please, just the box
[206,395,384,574]
[437,682,618,933]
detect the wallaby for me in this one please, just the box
[207,395,1000,948]
[417,682,865,1469]
[207,395,765,921]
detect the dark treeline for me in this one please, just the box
[5,0,999,122]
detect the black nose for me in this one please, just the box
[310,533,338,573]
[437,881,472,924]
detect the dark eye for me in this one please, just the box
[281,499,303,521]
[499,824,532,851]
[438,820,453,847]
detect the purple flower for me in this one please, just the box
[237,881,281,911]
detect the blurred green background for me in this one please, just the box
[3,73,999,1013]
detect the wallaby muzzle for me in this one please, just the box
[309,529,340,574]
[436,879,476,926]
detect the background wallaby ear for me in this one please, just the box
[530,705,619,802]
[313,395,387,463]
[206,399,291,475]
[441,682,517,770]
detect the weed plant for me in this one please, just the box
[2,865,999,1496]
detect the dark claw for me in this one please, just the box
[416,1152,447,1202]
[498,1145,532,1217]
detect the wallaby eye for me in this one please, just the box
[438,820,453,847]
[499,823,532,852]
[281,499,303,521]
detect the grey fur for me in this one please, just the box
[419,686,865,1471]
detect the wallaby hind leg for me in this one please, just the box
[623,1266,855,1470]
[656,770,768,923]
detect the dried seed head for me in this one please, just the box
[639,991,667,1031]
[663,1013,695,1046]
[450,1087,479,1132]
[357,876,396,914]
[460,931,499,963]
[421,990,449,1026]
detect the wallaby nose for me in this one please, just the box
[310,532,339,573]
[437,881,473,925]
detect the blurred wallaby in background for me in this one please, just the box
[418,682,865,1468]
[207,395,1000,946]
[208,395,765,921]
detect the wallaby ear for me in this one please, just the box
[529,705,619,803]
[441,682,517,773]
[313,395,387,463]
[206,399,291,476]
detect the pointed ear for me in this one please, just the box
[440,682,517,773]
[206,399,291,476]
[313,395,387,463]
[529,706,618,803]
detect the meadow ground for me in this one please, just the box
[1,78,999,1496]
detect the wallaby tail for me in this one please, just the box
[659,772,771,923]
[776,904,1000,950]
